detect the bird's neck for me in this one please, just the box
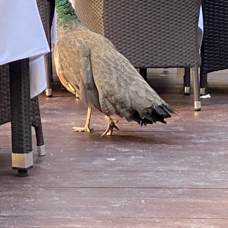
[55,0,82,35]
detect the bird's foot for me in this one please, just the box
[101,118,119,137]
[72,126,92,133]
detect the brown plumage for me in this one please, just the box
[54,0,174,136]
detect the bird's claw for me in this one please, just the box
[101,119,119,137]
[72,126,92,133]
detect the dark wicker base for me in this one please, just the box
[200,0,228,88]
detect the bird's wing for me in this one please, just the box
[54,41,80,96]
[91,47,173,122]
[54,35,101,111]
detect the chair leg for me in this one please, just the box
[200,71,207,95]
[45,1,55,98]
[191,67,201,111]
[9,59,33,176]
[45,54,53,97]
[184,67,190,95]
[37,0,54,97]
[31,97,46,156]
[34,126,46,156]
[45,0,56,97]
[139,68,147,81]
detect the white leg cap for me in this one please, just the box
[45,88,52,97]
[194,101,201,111]
[184,86,190,95]
[38,145,46,156]
[200,87,206,95]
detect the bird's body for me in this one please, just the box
[55,0,174,135]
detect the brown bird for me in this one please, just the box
[54,0,174,136]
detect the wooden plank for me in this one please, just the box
[1,217,228,228]
[1,69,228,227]
[0,188,228,222]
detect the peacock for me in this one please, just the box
[54,0,174,136]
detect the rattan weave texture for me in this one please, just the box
[37,0,49,39]
[9,59,33,154]
[75,0,104,35]
[75,0,201,68]
[0,61,44,148]
[0,64,10,125]
[36,0,54,94]
[200,0,228,88]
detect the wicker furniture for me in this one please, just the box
[37,0,55,97]
[0,0,50,176]
[200,0,228,95]
[0,60,45,177]
[74,0,202,110]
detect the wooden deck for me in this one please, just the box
[1,69,228,227]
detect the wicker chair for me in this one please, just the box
[200,0,228,95]
[37,0,55,97]
[74,0,202,110]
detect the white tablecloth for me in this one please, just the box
[0,0,50,98]
[199,6,203,32]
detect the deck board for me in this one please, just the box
[1,69,228,227]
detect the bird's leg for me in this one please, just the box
[101,116,119,136]
[73,107,92,133]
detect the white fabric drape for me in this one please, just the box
[0,0,50,97]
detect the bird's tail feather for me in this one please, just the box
[128,103,174,126]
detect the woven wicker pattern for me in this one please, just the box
[0,64,11,125]
[75,0,201,68]
[36,0,49,39]
[30,97,44,147]
[9,59,32,153]
[200,0,228,87]
[0,61,44,148]
[36,0,54,91]
[75,0,104,35]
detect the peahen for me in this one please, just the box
[54,0,174,136]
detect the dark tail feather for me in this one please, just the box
[127,103,174,125]
[144,103,174,125]
[154,103,175,118]
[162,102,175,114]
